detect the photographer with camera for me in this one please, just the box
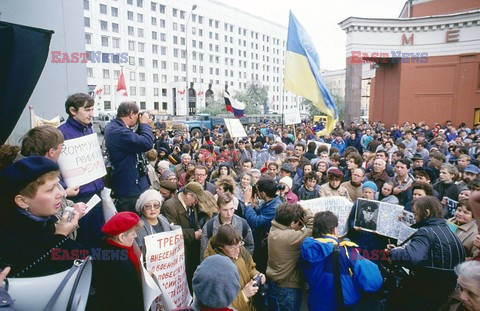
[204,224,266,311]
[104,101,154,212]
[243,178,283,274]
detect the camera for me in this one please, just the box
[277,184,286,191]
[136,153,149,177]
[253,274,262,288]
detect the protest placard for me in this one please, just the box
[145,227,191,310]
[283,107,301,125]
[140,254,162,311]
[356,199,413,241]
[299,196,353,237]
[445,197,458,219]
[57,133,106,187]
[224,118,247,138]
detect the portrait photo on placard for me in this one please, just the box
[355,200,380,231]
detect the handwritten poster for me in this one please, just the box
[224,118,247,138]
[144,228,192,310]
[299,196,353,237]
[58,133,106,187]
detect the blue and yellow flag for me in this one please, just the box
[284,11,338,134]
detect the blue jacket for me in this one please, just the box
[58,117,104,196]
[104,118,154,197]
[244,196,282,236]
[301,236,383,311]
[331,138,347,155]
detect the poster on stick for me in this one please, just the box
[299,196,353,237]
[224,118,247,138]
[145,227,192,310]
[57,133,106,187]
[283,107,301,125]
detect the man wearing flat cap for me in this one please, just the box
[162,181,206,290]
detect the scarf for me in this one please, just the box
[106,238,141,277]
[17,207,52,223]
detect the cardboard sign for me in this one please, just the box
[145,228,192,310]
[224,118,247,138]
[58,133,106,187]
[299,196,353,237]
[283,107,301,125]
[355,199,416,243]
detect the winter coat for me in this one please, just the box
[447,218,479,258]
[135,214,175,257]
[0,209,81,277]
[380,194,399,204]
[319,184,352,202]
[266,216,313,289]
[296,185,321,201]
[300,235,383,311]
[243,196,282,273]
[434,181,461,202]
[389,217,465,310]
[200,214,254,260]
[340,181,362,202]
[284,189,298,204]
[204,242,259,311]
[104,118,153,197]
[58,117,104,196]
[87,241,143,311]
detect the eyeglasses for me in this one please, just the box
[224,241,244,251]
[144,204,161,210]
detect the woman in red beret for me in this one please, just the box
[87,212,144,311]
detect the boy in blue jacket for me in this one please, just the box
[300,211,383,311]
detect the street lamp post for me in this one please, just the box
[185,4,197,116]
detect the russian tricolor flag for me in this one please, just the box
[224,92,245,118]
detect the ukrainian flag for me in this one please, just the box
[284,11,338,134]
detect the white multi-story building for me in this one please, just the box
[84,0,304,116]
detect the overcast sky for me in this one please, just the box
[215,0,407,70]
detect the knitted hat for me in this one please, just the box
[286,144,294,151]
[362,181,378,193]
[102,212,140,236]
[159,180,177,192]
[0,156,59,201]
[161,169,175,180]
[279,176,293,189]
[135,189,164,213]
[193,255,240,308]
[157,160,171,171]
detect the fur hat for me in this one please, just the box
[135,189,164,213]
[193,255,240,308]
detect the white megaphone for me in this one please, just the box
[5,257,92,311]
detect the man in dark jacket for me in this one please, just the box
[105,101,153,212]
[243,178,282,273]
[58,93,105,248]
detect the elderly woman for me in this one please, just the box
[204,225,266,311]
[440,261,480,311]
[135,189,175,255]
[88,212,144,310]
[388,196,465,310]
[0,156,82,277]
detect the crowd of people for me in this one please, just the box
[1,93,480,311]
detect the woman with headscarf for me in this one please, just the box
[134,189,176,256]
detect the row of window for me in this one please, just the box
[84,1,283,43]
